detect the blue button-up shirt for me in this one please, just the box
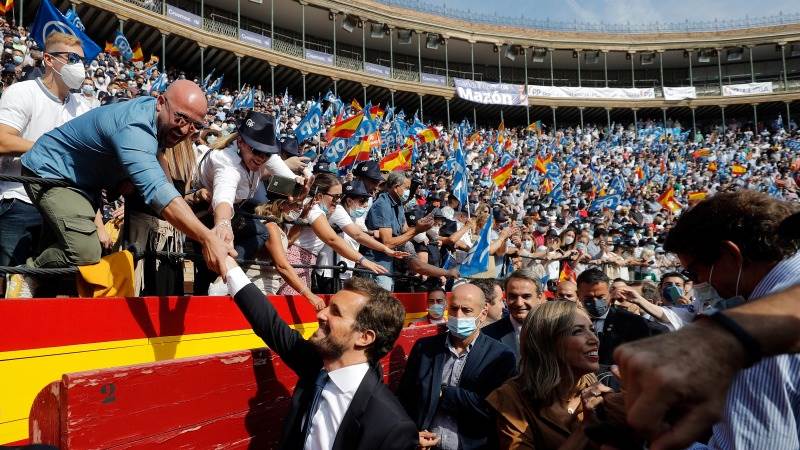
[21,96,180,214]
[364,191,406,266]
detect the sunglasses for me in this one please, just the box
[163,97,206,130]
[48,51,85,64]
[321,193,342,204]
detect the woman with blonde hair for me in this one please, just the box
[487,301,625,449]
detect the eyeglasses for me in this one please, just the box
[163,97,206,130]
[321,193,342,204]
[48,51,85,64]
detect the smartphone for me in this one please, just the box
[303,149,317,160]
[266,175,303,198]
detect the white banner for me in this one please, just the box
[421,72,447,86]
[364,62,390,77]
[239,30,272,49]
[526,85,655,100]
[722,82,773,96]
[305,49,333,65]
[454,78,527,106]
[663,86,697,100]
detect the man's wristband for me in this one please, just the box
[701,311,762,368]
[217,219,232,229]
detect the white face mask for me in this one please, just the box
[57,61,86,90]
[564,236,575,245]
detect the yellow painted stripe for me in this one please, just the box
[0,322,319,445]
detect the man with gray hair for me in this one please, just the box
[364,171,433,290]
[482,269,545,360]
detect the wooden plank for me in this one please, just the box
[31,324,441,449]
[26,381,61,448]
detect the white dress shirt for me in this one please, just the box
[304,363,370,450]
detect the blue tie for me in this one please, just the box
[301,369,329,445]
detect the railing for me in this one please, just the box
[376,0,800,34]
[120,0,800,98]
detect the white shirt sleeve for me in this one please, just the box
[330,204,354,229]
[226,266,251,296]
[264,154,296,179]
[0,81,31,132]
[209,149,242,211]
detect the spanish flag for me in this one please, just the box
[503,139,513,150]
[338,138,371,171]
[559,262,576,282]
[467,132,481,145]
[325,112,363,141]
[104,41,120,56]
[731,163,747,176]
[658,187,682,213]
[692,148,711,159]
[416,126,440,144]
[526,120,543,134]
[379,147,412,172]
[369,105,384,119]
[708,162,718,172]
[486,145,495,156]
[0,0,13,14]
[498,120,505,134]
[351,99,362,111]
[542,177,553,194]
[535,155,551,174]
[634,166,644,181]
[131,42,144,62]
[688,191,707,202]
[492,161,514,188]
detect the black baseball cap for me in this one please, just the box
[314,157,336,174]
[354,160,384,182]
[342,180,371,198]
[237,110,279,154]
[279,135,300,156]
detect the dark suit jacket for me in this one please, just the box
[233,283,418,450]
[396,332,516,450]
[481,316,519,361]
[597,307,669,366]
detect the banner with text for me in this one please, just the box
[421,72,447,86]
[166,5,201,29]
[454,78,527,106]
[305,49,333,65]
[239,30,272,49]
[527,85,655,100]
[364,62,390,77]
[722,82,773,96]
[662,86,697,100]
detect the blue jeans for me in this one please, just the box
[373,258,395,292]
[0,198,42,267]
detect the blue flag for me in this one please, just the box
[31,0,102,62]
[459,214,493,277]
[295,102,323,143]
[201,68,215,90]
[148,73,168,93]
[64,9,85,32]
[590,195,621,212]
[113,31,134,61]
[324,138,349,164]
[207,75,223,94]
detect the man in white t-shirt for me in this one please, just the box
[0,32,95,272]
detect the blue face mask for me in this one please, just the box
[582,296,609,318]
[350,206,368,218]
[661,285,684,305]
[400,189,410,203]
[319,204,329,215]
[447,316,478,339]
[428,303,445,318]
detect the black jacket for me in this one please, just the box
[597,306,669,366]
[232,283,418,450]
[396,332,516,450]
[481,316,519,361]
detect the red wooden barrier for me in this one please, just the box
[29,324,442,449]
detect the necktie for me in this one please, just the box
[301,369,329,446]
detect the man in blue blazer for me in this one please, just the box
[482,269,545,361]
[397,282,516,450]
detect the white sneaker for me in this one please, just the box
[5,272,37,298]
[207,277,228,296]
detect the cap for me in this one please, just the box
[279,135,300,156]
[354,160,383,182]
[237,111,279,154]
[313,158,336,174]
[342,180,370,198]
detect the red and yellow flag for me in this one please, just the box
[379,147,412,172]
[542,178,553,194]
[131,42,144,62]
[338,138,371,170]
[104,41,120,56]
[503,138,513,150]
[325,112,363,141]
[369,105,384,119]
[692,148,711,159]
[492,161,514,188]
[559,262,576,282]
[416,126,440,144]
[688,191,707,202]
[634,166,644,181]
[658,187,682,213]
[731,163,747,176]
[350,99,362,111]
[535,155,551,174]
[526,120,543,134]
[0,0,13,14]
[708,162,718,172]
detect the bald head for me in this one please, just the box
[556,280,578,302]
[156,80,207,149]
[453,283,486,309]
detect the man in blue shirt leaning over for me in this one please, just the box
[17,80,235,295]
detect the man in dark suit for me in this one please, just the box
[482,269,545,360]
[577,268,667,367]
[222,257,418,450]
[397,283,516,450]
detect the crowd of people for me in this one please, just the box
[2,12,800,450]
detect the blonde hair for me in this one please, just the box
[254,199,289,223]
[514,301,596,409]
[163,138,197,193]
[211,131,238,150]
[44,32,82,51]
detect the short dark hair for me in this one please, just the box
[344,277,406,364]
[664,190,800,264]
[504,269,541,295]
[576,268,609,287]
[659,272,686,285]
[471,279,500,303]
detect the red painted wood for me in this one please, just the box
[26,381,61,448]
[0,293,430,352]
[31,325,441,449]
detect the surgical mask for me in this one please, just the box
[447,316,478,339]
[12,55,22,65]
[56,61,86,90]
[428,303,445,319]
[319,204,329,215]
[81,85,94,95]
[400,189,410,203]
[350,206,367,218]
[697,263,746,313]
[523,240,533,250]
[96,75,105,83]
[583,296,609,318]
[564,236,575,245]
[661,285,684,304]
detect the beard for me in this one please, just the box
[310,329,347,361]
